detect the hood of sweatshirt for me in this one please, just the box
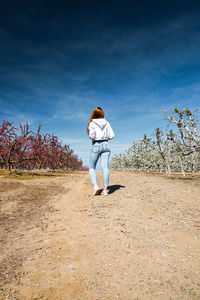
[92,118,107,129]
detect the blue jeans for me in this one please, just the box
[89,141,111,188]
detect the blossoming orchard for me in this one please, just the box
[0,121,83,172]
[110,108,200,176]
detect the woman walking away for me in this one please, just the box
[87,107,115,196]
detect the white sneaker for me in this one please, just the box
[93,186,101,196]
[103,189,109,196]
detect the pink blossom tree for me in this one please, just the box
[0,121,34,171]
[0,121,83,172]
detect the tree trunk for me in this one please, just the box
[165,164,171,174]
[6,161,12,173]
[178,156,186,177]
[36,162,42,170]
[191,163,195,177]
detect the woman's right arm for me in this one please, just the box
[89,123,96,140]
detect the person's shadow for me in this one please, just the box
[108,184,125,194]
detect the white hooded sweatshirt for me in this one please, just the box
[89,118,115,141]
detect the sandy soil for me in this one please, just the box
[0,171,200,300]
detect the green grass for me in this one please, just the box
[0,169,10,175]
[167,175,200,181]
[1,169,78,179]
[114,169,200,181]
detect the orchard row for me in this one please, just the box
[110,108,200,176]
[0,121,83,171]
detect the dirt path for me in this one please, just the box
[1,171,200,299]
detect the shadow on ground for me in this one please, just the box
[108,185,125,194]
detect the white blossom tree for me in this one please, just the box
[110,107,200,175]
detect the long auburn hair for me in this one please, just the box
[87,107,104,134]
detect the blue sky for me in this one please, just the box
[1,0,200,166]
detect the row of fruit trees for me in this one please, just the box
[110,108,200,176]
[0,121,83,172]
